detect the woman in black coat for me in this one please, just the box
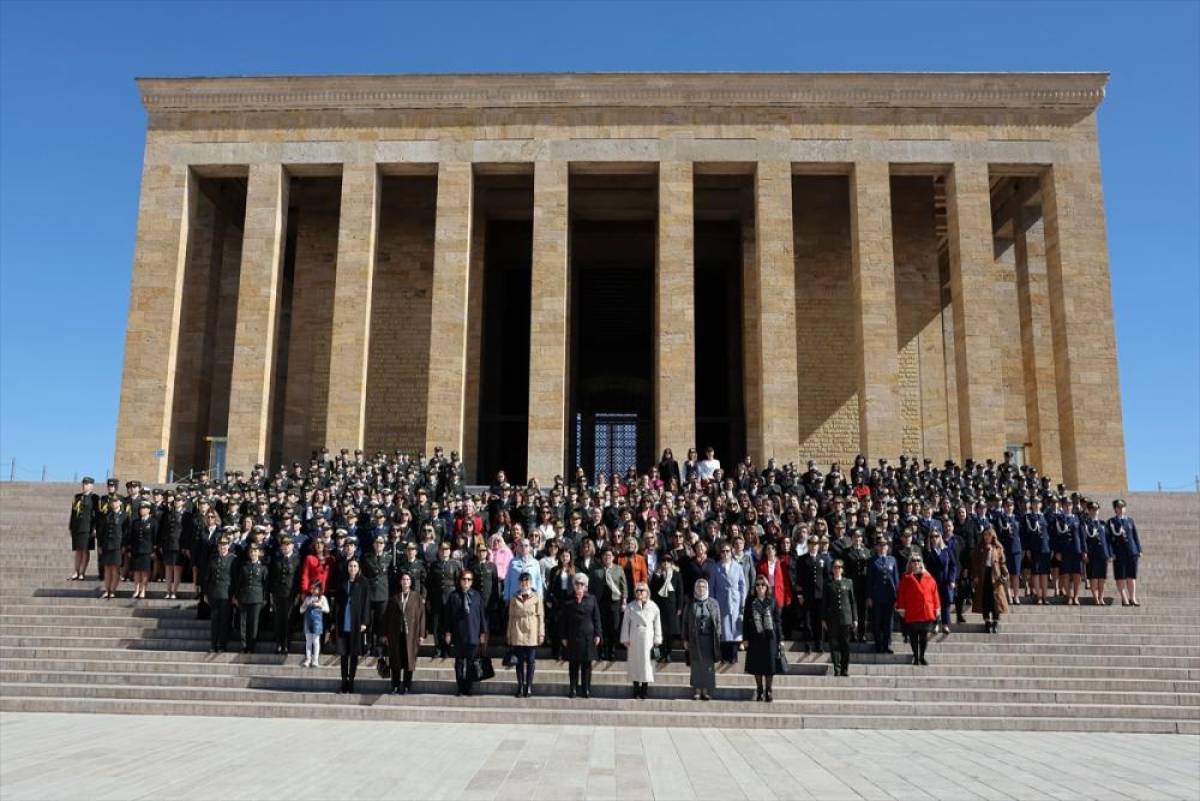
[546,550,576,659]
[559,573,602,698]
[648,554,683,664]
[333,559,371,693]
[658,449,682,490]
[96,497,129,599]
[743,575,783,702]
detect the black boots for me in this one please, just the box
[631,682,648,700]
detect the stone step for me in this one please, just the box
[4,671,1199,712]
[3,625,1197,658]
[4,695,1195,734]
[3,655,1195,694]
[6,611,1195,642]
[4,643,1194,680]
[3,680,1198,723]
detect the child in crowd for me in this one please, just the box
[300,581,330,668]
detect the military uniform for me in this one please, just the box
[269,548,302,652]
[96,497,128,568]
[207,549,237,651]
[823,575,857,676]
[795,551,831,650]
[360,548,393,653]
[68,488,98,553]
[234,558,269,652]
[427,557,463,657]
[841,544,871,641]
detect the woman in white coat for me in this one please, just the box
[620,582,663,700]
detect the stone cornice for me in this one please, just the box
[137,72,1108,114]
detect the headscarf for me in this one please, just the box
[489,535,513,580]
[694,578,709,601]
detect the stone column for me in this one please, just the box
[944,162,1005,461]
[1013,205,1063,478]
[325,163,381,453]
[424,161,474,457]
[527,161,570,482]
[750,160,800,466]
[849,161,902,460]
[113,162,195,483]
[226,163,289,474]
[656,161,696,462]
[1041,161,1126,490]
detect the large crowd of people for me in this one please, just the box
[65,445,1145,699]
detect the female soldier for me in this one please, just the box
[126,501,157,600]
[1082,500,1114,605]
[620,582,662,699]
[923,530,958,634]
[96,493,129,600]
[683,578,721,701]
[743,574,782,701]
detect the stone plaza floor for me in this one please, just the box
[1,712,1197,800]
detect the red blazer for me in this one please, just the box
[300,554,333,594]
[756,558,793,607]
[896,572,940,623]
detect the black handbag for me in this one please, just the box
[774,644,789,674]
[196,598,211,621]
[471,655,496,681]
[376,655,390,678]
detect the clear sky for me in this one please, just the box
[1,1,1197,490]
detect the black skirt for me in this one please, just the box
[130,553,152,572]
[99,548,122,567]
[70,531,92,551]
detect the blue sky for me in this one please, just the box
[1,1,1196,489]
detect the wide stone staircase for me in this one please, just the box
[1,483,1197,732]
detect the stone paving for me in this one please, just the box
[1,713,1197,800]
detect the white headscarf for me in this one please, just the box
[694,579,710,601]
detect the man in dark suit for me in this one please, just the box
[794,535,831,652]
[866,538,899,654]
[269,535,302,654]
[444,569,488,696]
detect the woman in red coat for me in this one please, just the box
[896,555,940,666]
[301,539,334,594]
[755,542,793,609]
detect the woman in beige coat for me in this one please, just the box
[620,583,663,699]
[506,571,545,698]
[971,525,1010,634]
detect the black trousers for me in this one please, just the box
[871,601,895,652]
[513,645,536,686]
[805,599,824,647]
[390,666,414,690]
[453,642,477,693]
[340,629,362,687]
[210,598,233,650]
[239,603,263,652]
[568,660,592,693]
[853,581,868,639]
[367,600,387,651]
[430,602,449,656]
[272,596,293,649]
[828,623,853,674]
[907,621,931,661]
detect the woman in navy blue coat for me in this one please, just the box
[1108,499,1142,606]
[922,530,958,634]
[1081,500,1113,606]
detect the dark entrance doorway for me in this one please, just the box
[569,217,655,479]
